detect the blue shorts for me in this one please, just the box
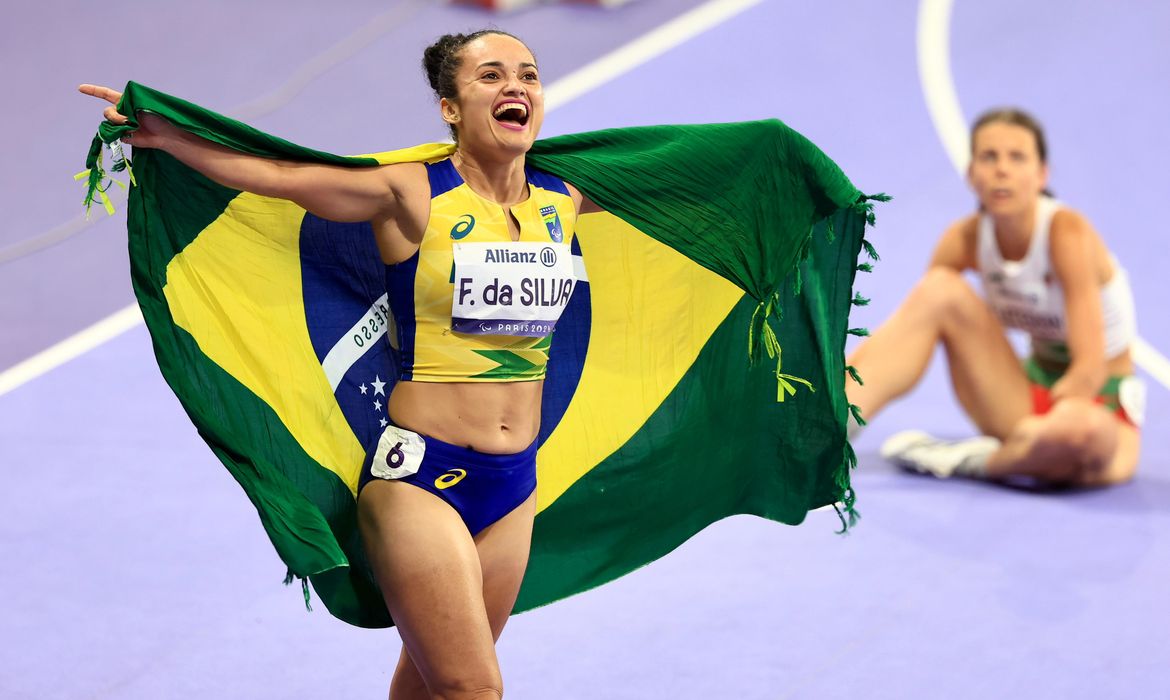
[358,424,537,536]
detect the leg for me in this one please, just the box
[848,267,1032,437]
[358,481,503,700]
[474,491,537,640]
[379,492,538,700]
[985,399,1140,486]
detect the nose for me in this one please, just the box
[503,72,525,96]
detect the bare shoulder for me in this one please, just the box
[929,214,979,271]
[564,181,603,215]
[951,213,980,245]
[1049,206,1107,256]
[381,161,430,200]
[1049,206,1112,279]
[378,160,430,224]
[1050,206,1098,240]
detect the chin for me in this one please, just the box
[495,134,535,154]
[986,202,1028,219]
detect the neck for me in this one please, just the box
[453,148,528,205]
[991,199,1038,259]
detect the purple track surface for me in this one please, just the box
[2,2,1167,698]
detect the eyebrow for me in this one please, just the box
[475,61,539,70]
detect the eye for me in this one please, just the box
[523,71,539,81]
[481,71,500,80]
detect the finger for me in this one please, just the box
[102,105,129,125]
[78,83,123,105]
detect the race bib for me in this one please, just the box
[370,424,427,480]
[451,241,575,336]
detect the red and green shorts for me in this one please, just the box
[1024,358,1144,429]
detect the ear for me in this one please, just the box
[1038,161,1050,191]
[439,97,461,125]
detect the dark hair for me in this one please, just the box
[971,107,1054,197]
[422,30,527,139]
[971,107,1049,164]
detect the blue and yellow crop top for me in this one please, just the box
[384,159,579,382]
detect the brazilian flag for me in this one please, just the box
[84,82,883,628]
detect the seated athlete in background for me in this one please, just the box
[846,108,1142,487]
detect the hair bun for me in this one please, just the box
[423,33,467,93]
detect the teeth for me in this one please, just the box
[493,102,528,118]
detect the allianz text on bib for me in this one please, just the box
[451,241,575,337]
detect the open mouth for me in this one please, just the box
[493,101,529,129]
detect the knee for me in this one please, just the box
[1034,401,1118,481]
[908,267,981,322]
[1049,400,1116,454]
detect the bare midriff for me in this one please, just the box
[388,380,543,454]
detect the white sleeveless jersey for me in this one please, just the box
[976,196,1137,363]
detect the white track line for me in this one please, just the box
[0,305,143,396]
[916,0,969,172]
[0,0,430,265]
[1134,339,1170,389]
[916,0,1170,391]
[0,202,124,264]
[0,0,761,399]
[544,0,763,111]
[231,0,430,121]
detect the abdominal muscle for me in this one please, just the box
[388,380,543,454]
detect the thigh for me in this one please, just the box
[938,296,1033,439]
[358,480,500,690]
[474,491,537,640]
[382,490,537,700]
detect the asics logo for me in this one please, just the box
[434,468,467,490]
[450,215,475,240]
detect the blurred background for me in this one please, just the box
[2,1,1167,697]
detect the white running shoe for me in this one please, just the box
[880,430,1001,479]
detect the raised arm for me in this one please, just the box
[79,84,406,224]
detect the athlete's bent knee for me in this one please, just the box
[1050,400,1116,454]
[912,267,981,321]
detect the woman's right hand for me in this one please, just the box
[76,83,417,231]
[78,83,172,149]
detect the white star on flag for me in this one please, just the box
[371,376,387,396]
[379,418,388,428]
[359,384,368,395]
[373,399,383,412]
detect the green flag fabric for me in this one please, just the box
[84,82,883,628]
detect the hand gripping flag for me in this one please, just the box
[83,82,886,628]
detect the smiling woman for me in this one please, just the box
[79,25,877,700]
[82,31,591,699]
[424,31,541,145]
